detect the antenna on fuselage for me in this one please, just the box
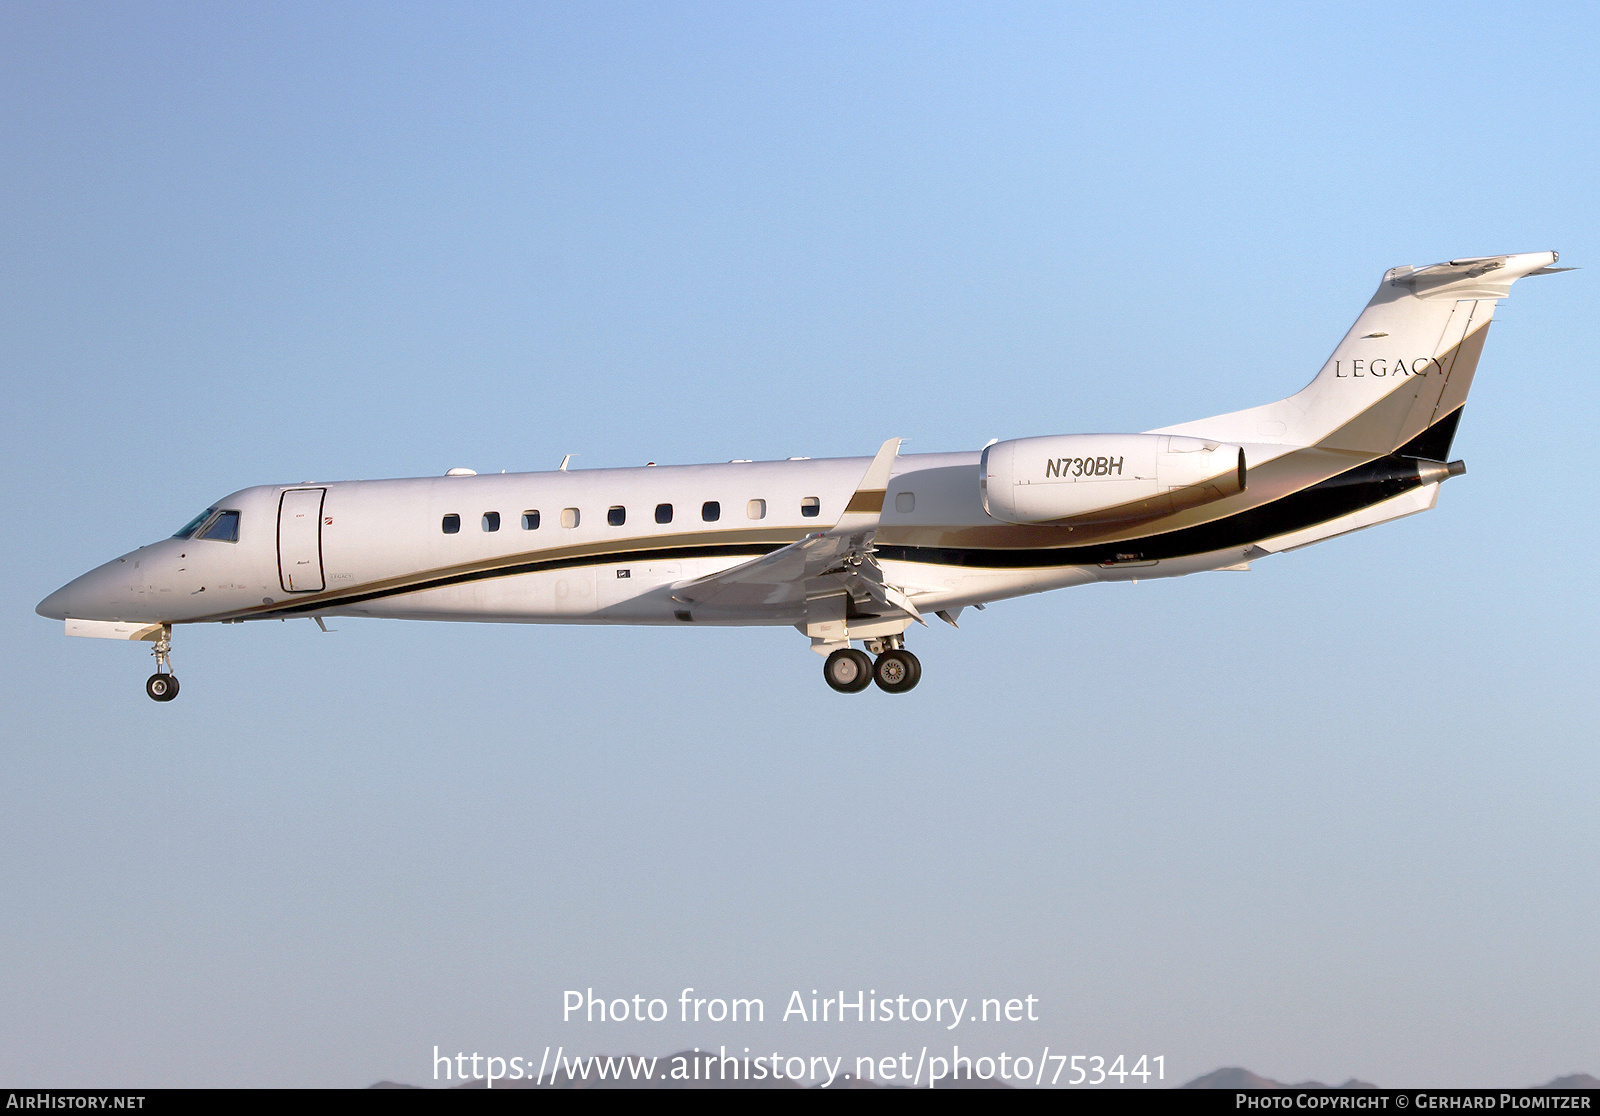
[559,454,577,471]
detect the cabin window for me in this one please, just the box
[198,510,241,543]
[747,499,766,520]
[522,510,540,530]
[701,501,721,522]
[482,511,500,532]
[173,509,214,539]
[561,508,580,529]
[895,492,915,514]
[608,506,626,527]
[442,514,461,534]
[800,497,820,518]
[655,503,673,524]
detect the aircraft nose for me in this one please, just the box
[36,558,142,622]
[36,583,72,620]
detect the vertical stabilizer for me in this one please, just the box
[1154,251,1562,456]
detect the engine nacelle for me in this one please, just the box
[980,434,1246,525]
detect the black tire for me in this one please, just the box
[873,649,921,694]
[823,648,873,693]
[146,673,180,702]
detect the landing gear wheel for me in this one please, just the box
[873,649,921,694]
[146,673,180,702]
[823,648,874,693]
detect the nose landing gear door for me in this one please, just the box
[277,488,327,593]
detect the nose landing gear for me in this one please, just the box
[146,673,179,701]
[145,627,179,702]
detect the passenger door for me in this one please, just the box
[277,488,326,592]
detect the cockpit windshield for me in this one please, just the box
[198,510,240,542]
[172,508,242,542]
[173,509,215,539]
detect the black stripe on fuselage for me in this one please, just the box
[254,432,1455,617]
[263,543,778,616]
[878,451,1439,569]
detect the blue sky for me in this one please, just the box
[2,1,1596,1087]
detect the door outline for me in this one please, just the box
[277,488,327,593]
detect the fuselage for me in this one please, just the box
[36,443,1449,630]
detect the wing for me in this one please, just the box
[669,438,927,625]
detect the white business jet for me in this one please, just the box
[39,251,1568,700]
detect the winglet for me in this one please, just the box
[831,438,901,534]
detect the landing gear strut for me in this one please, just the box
[145,627,179,702]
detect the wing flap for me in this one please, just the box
[669,438,926,625]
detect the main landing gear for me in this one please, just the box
[145,628,179,702]
[823,637,921,695]
[823,648,873,693]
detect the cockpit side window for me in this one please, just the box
[198,510,241,542]
[173,509,215,539]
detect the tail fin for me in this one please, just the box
[1155,251,1565,456]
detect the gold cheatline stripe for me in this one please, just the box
[193,527,811,622]
[844,489,885,514]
